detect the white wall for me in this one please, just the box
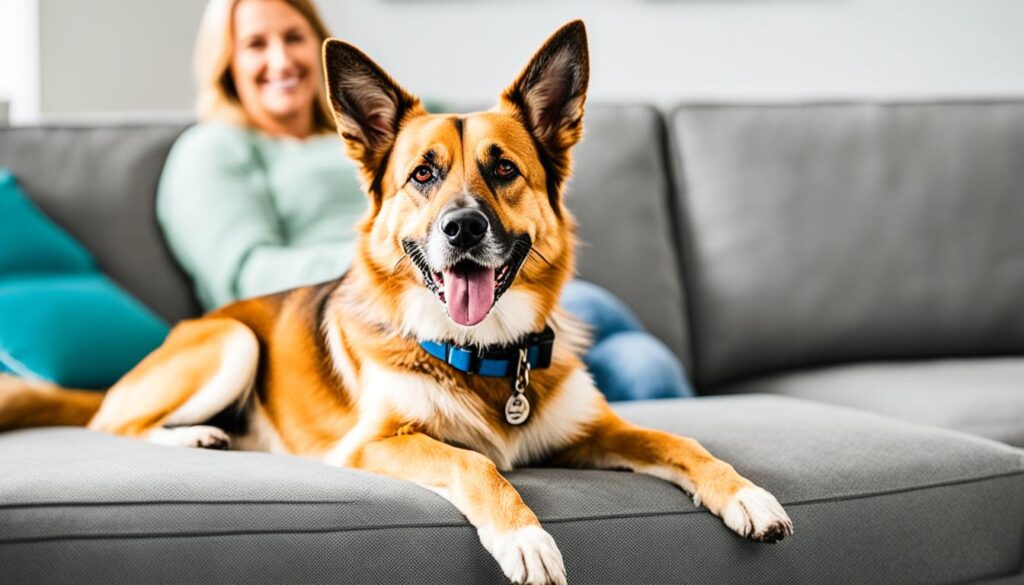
[0,0,40,124]
[3,0,1023,123]
[37,0,208,120]
[330,0,1024,105]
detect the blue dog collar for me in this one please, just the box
[419,326,555,377]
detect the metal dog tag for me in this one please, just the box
[505,347,531,425]
[505,393,530,425]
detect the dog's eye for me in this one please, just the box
[412,165,434,184]
[494,160,519,180]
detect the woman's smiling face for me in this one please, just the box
[231,0,321,137]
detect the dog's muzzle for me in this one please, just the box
[403,234,531,328]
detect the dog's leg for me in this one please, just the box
[0,374,104,430]
[87,318,258,450]
[341,431,566,585]
[554,410,793,543]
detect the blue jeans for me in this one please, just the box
[560,280,695,402]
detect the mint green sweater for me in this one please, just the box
[157,124,367,311]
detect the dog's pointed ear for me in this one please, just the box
[322,39,424,193]
[501,20,589,157]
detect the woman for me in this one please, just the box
[158,0,693,401]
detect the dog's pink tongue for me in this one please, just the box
[443,265,496,326]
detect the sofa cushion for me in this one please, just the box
[0,124,200,323]
[1,395,1021,584]
[718,357,1024,448]
[568,105,690,367]
[669,101,1024,387]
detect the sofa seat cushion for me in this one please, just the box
[718,357,1024,447]
[1,395,1022,585]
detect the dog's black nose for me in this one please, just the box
[440,208,489,249]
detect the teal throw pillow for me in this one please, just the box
[0,169,96,276]
[0,275,169,389]
[0,168,170,388]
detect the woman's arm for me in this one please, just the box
[156,125,352,310]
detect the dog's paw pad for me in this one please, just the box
[479,525,566,585]
[149,425,231,450]
[194,428,231,450]
[723,486,793,543]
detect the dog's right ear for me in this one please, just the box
[322,39,424,199]
[499,21,589,208]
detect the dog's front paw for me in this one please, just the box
[723,486,793,543]
[479,525,566,585]
[148,425,231,450]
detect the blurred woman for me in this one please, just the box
[157,0,693,401]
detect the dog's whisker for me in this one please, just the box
[390,254,410,277]
[528,247,553,268]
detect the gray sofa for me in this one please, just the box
[1,101,1023,584]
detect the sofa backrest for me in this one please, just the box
[669,100,1024,387]
[0,108,694,367]
[569,105,690,365]
[0,124,200,323]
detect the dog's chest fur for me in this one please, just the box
[319,298,603,470]
[358,360,602,470]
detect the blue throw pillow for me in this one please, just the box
[0,169,96,276]
[0,169,170,389]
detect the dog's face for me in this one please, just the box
[389,113,558,328]
[323,21,588,345]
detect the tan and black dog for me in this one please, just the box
[0,21,791,584]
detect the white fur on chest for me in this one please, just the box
[356,361,602,470]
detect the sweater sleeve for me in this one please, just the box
[156,125,350,310]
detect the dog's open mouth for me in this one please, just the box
[403,236,531,327]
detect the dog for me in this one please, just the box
[0,21,791,585]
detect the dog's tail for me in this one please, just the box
[0,374,104,431]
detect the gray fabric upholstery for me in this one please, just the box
[718,357,1024,447]
[2,395,1022,584]
[0,110,691,363]
[0,124,199,323]
[567,105,689,365]
[669,101,1024,387]
[3,104,1024,585]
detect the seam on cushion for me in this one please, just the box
[544,468,1024,523]
[3,467,1021,512]
[1,470,1021,545]
[0,346,38,379]
[778,468,1024,508]
[0,522,475,546]
[949,567,1024,585]
[0,499,357,510]
[665,104,709,387]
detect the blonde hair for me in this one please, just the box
[194,0,335,133]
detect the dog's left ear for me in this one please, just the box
[501,20,589,161]
[322,39,425,201]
